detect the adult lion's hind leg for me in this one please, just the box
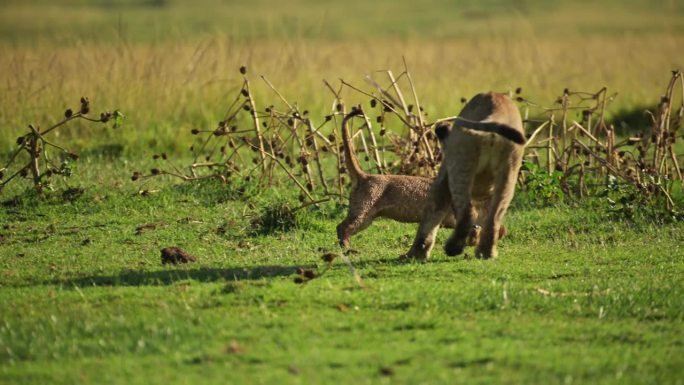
[443,169,476,257]
[476,169,517,259]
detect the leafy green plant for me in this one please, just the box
[599,174,683,223]
[519,160,565,205]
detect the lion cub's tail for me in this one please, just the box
[341,107,367,187]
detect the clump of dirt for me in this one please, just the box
[160,247,198,265]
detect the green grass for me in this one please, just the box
[2,1,684,383]
[1,165,683,384]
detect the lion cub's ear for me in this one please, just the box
[434,122,451,142]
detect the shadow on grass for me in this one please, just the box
[34,265,307,288]
[12,253,426,288]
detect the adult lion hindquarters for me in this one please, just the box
[403,92,525,260]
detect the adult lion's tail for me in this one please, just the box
[434,118,525,145]
[454,117,526,145]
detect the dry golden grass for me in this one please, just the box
[1,35,683,152]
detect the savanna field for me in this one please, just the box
[1,0,684,384]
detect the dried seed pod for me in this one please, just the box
[243,105,251,111]
[80,97,90,114]
[379,129,386,136]
[516,96,524,102]
[515,87,522,94]
[131,172,140,181]
[191,128,200,135]
[370,99,377,108]
[153,154,160,160]
[161,153,167,160]
[294,276,305,284]
[321,252,337,262]
[306,182,313,192]
[67,152,79,160]
[239,66,247,74]
[64,109,73,118]
[328,134,335,142]
[298,194,305,202]
[241,89,249,97]
[303,270,316,279]
[325,115,332,121]
[336,104,343,112]
[376,116,384,123]
[150,168,161,175]
[460,97,467,104]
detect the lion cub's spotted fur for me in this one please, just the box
[336,107,504,249]
[404,92,525,260]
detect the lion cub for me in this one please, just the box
[403,92,525,260]
[336,107,504,249]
